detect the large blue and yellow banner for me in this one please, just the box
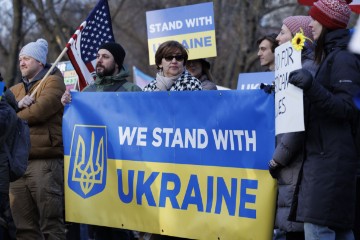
[146,2,217,65]
[63,90,276,239]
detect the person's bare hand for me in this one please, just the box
[61,89,72,106]
[18,95,35,109]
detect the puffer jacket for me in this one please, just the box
[293,29,360,229]
[10,64,65,160]
[0,100,17,193]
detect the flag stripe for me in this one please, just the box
[66,0,115,91]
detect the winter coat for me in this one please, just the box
[293,29,360,229]
[273,47,317,233]
[0,100,17,193]
[10,64,65,160]
[83,66,141,92]
[143,70,202,91]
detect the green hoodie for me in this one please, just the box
[83,67,141,92]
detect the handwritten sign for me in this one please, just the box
[274,41,304,135]
[349,17,360,54]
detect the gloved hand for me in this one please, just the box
[260,83,275,94]
[155,77,176,91]
[268,159,282,179]
[289,69,313,91]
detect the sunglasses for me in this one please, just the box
[163,55,184,62]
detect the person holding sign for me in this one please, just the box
[62,42,141,240]
[143,40,201,240]
[186,58,217,90]
[143,40,202,92]
[269,15,316,240]
[288,0,360,239]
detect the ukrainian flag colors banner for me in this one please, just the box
[63,90,276,240]
[146,2,217,65]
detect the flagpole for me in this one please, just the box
[30,46,69,98]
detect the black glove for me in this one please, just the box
[289,69,313,91]
[260,83,274,94]
[268,159,282,179]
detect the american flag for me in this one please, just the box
[66,0,115,91]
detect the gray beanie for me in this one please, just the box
[19,38,48,65]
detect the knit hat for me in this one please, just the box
[283,16,314,41]
[98,42,126,68]
[309,0,352,30]
[19,39,48,65]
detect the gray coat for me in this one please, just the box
[272,48,317,232]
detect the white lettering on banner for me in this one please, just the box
[149,21,183,33]
[118,127,256,151]
[152,128,208,149]
[119,127,148,147]
[239,83,260,90]
[185,16,213,28]
[148,16,213,33]
[212,130,256,151]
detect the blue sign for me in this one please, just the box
[237,72,275,90]
[146,2,215,39]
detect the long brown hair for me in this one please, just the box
[314,27,330,64]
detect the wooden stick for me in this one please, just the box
[30,46,68,98]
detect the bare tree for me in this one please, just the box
[0,0,320,89]
[5,0,23,86]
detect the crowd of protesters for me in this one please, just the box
[1,0,360,239]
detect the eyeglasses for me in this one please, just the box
[163,55,184,62]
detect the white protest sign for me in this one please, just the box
[349,16,360,54]
[275,41,304,135]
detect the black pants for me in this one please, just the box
[0,193,16,240]
[286,231,305,240]
[91,225,133,240]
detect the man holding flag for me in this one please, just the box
[10,38,66,240]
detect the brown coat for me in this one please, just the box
[10,66,65,160]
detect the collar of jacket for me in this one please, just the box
[94,66,130,86]
[22,63,60,93]
[324,29,350,55]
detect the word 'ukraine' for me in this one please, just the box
[117,169,258,219]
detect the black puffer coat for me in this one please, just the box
[0,100,17,193]
[294,29,360,229]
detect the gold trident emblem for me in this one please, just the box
[72,131,104,195]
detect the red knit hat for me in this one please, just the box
[309,0,352,29]
[283,16,314,41]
